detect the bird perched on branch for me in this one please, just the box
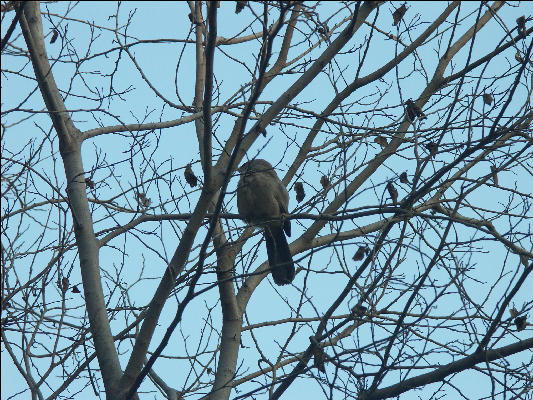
[237,159,295,285]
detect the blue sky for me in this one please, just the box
[2,2,532,399]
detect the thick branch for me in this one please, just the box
[18,2,122,396]
[360,337,533,400]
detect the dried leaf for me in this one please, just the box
[510,307,527,331]
[425,142,438,156]
[317,23,329,35]
[353,246,366,261]
[386,181,398,205]
[310,336,326,373]
[490,165,498,185]
[136,192,151,208]
[294,182,305,203]
[374,135,388,147]
[61,277,69,293]
[85,177,95,189]
[516,15,526,37]
[351,304,367,319]
[72,285,81,294]
[314,347,326,372]
[392,3,407,26]
[320,175,330,190]
[515,51,523,63]
[184,163,198,187]
[405,99,426,122]
[235,1,247,14]
[514,316,526,331]
[399,171,409,184]
[50,29,58,44]
[483,93,493,105]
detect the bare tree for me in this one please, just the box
[1,2,532,400]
